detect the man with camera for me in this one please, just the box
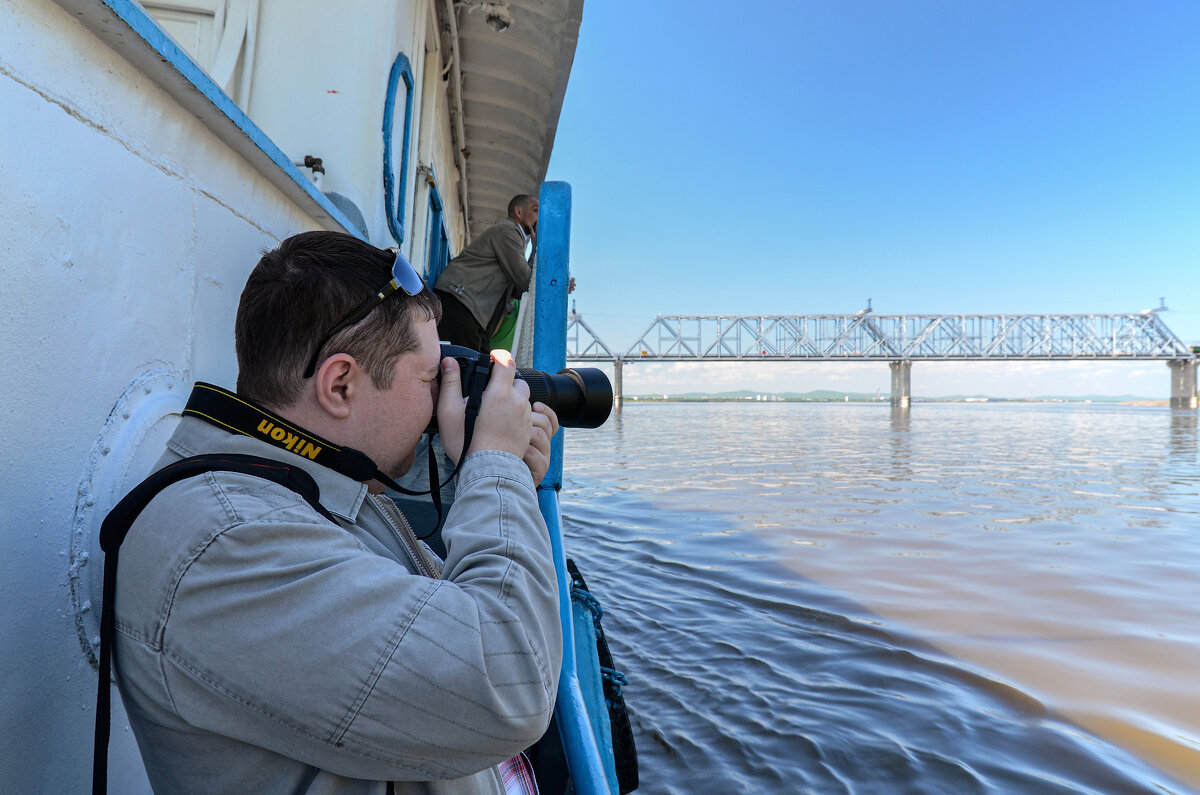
[105,231,562,793]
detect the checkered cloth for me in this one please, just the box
[497,752,539,795]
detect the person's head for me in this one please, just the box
[235,231,441,411]
[507,194,539,234]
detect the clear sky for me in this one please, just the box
[544,0,1200,398]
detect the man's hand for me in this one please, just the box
[469,351,533,459]
[524,402,560,487]
[435,356,467,464]
[436,350,541,467]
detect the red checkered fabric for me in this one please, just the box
[497,752,539,795]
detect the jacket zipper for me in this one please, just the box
[369,494,438,578]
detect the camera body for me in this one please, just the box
[439,344,613,429]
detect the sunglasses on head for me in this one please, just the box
[302,247,426,379]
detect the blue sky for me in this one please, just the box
[545,1,1200,397]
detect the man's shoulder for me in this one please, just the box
[477,217,522,244]
[115,469,348,630]
[441,220,522,277]
[132,467,335,543]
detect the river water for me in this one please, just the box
[556,402,1200,794]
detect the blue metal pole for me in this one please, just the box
[532,182,571,481]
[533,182,613,795]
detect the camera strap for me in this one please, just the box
[182,383,475,538]
[94,383,487,792]
[184,382,382,482]
[93,453,331,795]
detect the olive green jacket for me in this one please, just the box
[433,218,532,336]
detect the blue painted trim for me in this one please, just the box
[538,489,612,795]
[383,53,416,246]
[91,0,363,239]
[572,593,619,788]
[533,182,574,487]
[425,176,450,285]
[533,182,617,795]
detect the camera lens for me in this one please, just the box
[439,344,613,428]
[517,367,613,428]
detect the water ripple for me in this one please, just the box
[559,402,1198,793]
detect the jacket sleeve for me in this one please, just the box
[492,222,532,293]
[149,451,562,782]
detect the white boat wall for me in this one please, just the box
[0,0,584,790]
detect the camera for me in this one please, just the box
[440,344,613,428]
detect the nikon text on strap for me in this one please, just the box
[183,382,379,481]
[183,382,476,538]
[92,453,333,795]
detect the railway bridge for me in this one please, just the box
[564,308,1199,409]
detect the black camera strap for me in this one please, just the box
[182,383,487,538]
[93,383,493,792]
[93,453,332,795]
[91,379,482,791]
[183,382,384,483]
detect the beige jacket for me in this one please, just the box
[112,416,561,793]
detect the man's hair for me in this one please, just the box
[507,194,537,217]
[235,231,441,409]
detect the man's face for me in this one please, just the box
[515,199,539,234]
[356,312,442,482]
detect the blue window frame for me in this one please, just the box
[383,52,415,245]
[426,179,451,284]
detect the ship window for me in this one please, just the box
[383,52,416,245]
[426,181,451,285]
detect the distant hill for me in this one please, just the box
[1030,394,1162,403]
[926,394,1162,403]
[631,389,882,401]
[626,390,1163,403]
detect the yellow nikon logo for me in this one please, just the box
[256,420,322,460]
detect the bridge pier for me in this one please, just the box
[613,358,623,410]
[1168,359,1198,409]
[890,360,911,408]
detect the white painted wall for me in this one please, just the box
[0,1,342,789]
[1,0,474,788]
[416,10,467,260]
[245,0,430,253]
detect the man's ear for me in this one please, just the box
[313,353,359,419]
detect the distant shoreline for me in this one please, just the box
[623,396,1172,406]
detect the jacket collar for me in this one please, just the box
[508,216,529,244]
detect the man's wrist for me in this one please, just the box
[458,449,534,488]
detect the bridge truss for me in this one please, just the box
[566,311,1196,362]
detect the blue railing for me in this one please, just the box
[532,182,618,795]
